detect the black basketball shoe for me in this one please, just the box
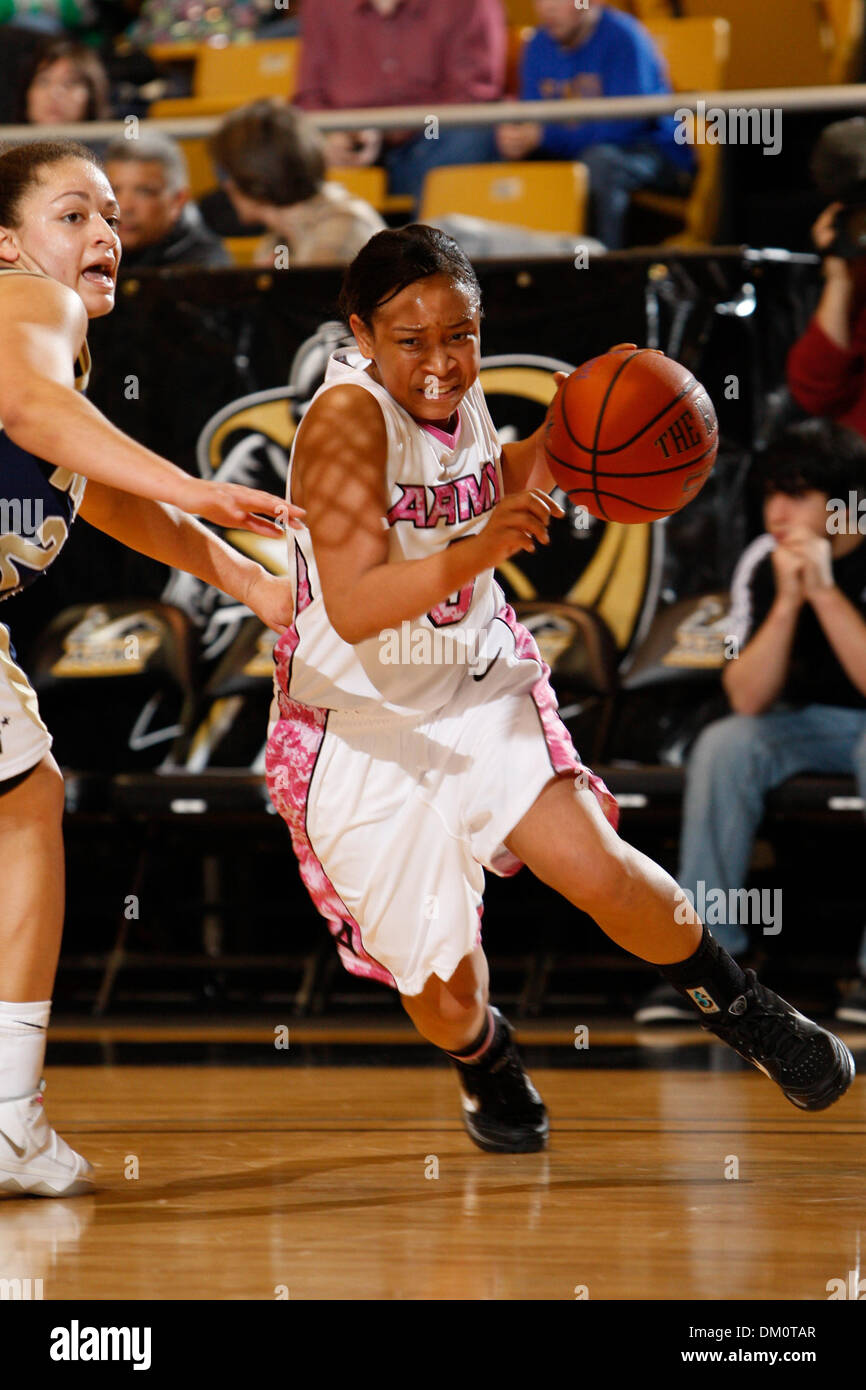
[451,1009,549,1153]
[702,970,855,1111]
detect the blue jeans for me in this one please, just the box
[578,141,690,250]
[678,705,866,966]
[384,125,499,210]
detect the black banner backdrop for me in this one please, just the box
[7,248,822,665]
[8,247,857,999]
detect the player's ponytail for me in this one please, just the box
[0,140,102,228]
[338,224,481,327]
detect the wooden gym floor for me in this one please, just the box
[4,1021,866,1302]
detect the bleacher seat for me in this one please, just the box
[149,37,300,118]
[679,0,835,88]
[222,236,260,267]
[178,136,218,201]
[503,0,542,25]
[326,165,388,210]
[505,24,533,96]
[823,0,864,83]
[419,160,588,234]
[632,16,731,246]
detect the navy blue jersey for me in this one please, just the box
[0,263,90,602]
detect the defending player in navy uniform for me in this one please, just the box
[0,139,303,1196]
[266,226,855,1152]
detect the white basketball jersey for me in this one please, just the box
[281,347,512,716]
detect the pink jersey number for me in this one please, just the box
[428,580,475,628]
[427,538,476,627]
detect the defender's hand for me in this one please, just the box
[182,479,305,538]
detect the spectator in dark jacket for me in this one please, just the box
[105,132,231,270]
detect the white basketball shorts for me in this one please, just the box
[266,605,618,997]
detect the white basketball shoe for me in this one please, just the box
[0,1082,94,1197]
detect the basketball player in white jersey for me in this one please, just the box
[0,140,303,1195]
[267,225,854,1152]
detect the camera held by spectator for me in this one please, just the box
[811,119,866,261]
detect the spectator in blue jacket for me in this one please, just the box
[496,0,694,248]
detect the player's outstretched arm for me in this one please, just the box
[79,483,294,633]
[0,276,303,536]
[297,385,561,644]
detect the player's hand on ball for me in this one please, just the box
[243,569,294,634]
[183,479,305,537]
[543,371,569,416]
[478,489,564,565]
[606,342,663,356]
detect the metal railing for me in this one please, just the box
[1,84,865,143]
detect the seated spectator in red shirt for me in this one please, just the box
[496,0,693,249]
[294,0,506,209]
[788,120,866,441]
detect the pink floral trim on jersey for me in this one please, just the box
[265,701,398,989]
[497,603,620,832]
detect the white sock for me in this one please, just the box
[0,1000,51,1101]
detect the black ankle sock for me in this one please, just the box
[446,1007,501,1065]
[658,925,748,1018]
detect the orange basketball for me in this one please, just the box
[543,346,719,523]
